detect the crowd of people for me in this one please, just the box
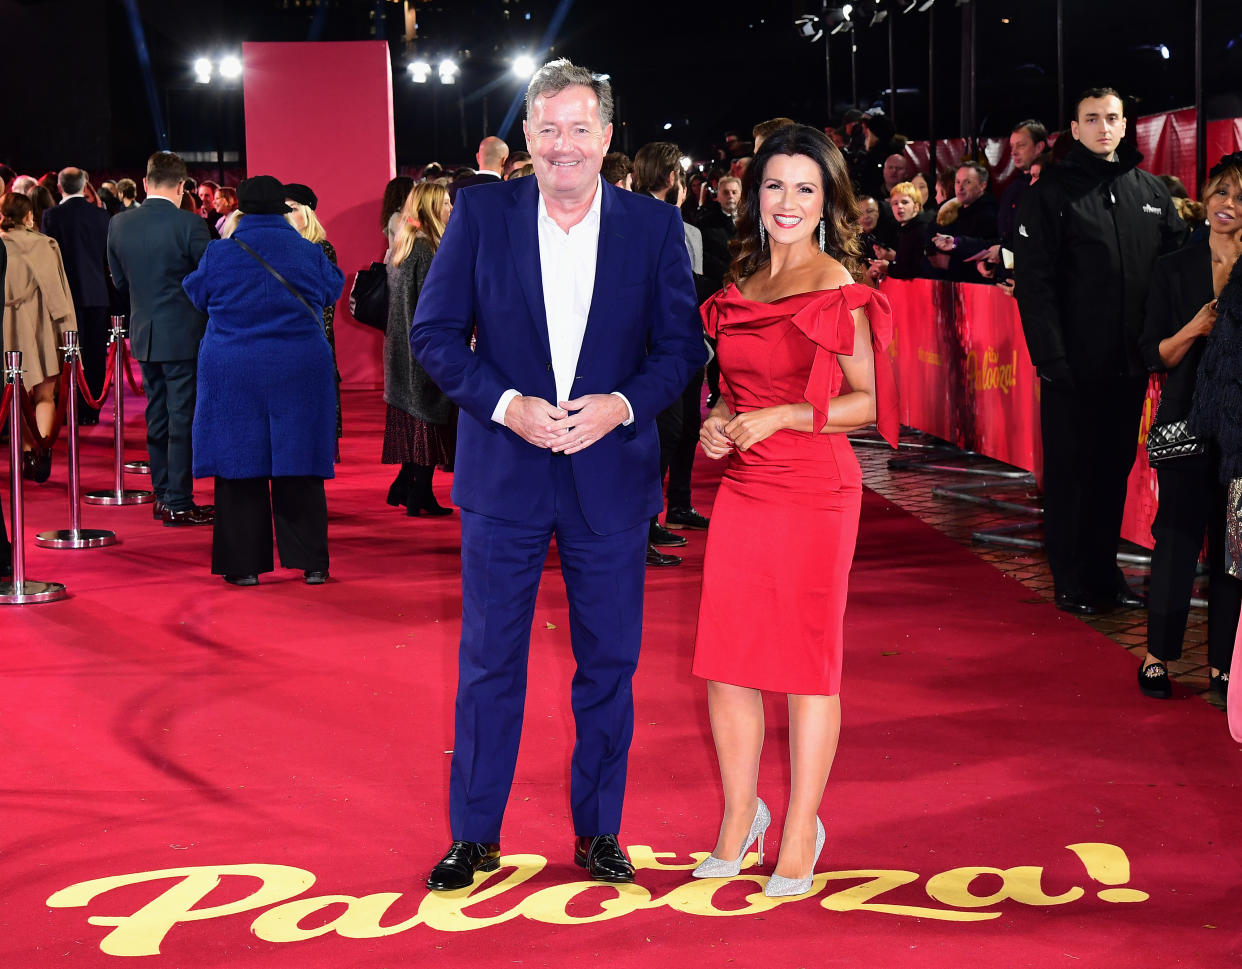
[3,60,1241,898]
[1,152,346,585]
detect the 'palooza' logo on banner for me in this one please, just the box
[967,346,1019,395]
[45,843,1148,957]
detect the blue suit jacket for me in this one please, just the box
[411,175,706,535]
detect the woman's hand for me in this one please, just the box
[724,406,793,452]
[1187,299,1218,340]
[867,259,889,281]
[700,412,734,460]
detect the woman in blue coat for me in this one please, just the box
[183,176,345,586]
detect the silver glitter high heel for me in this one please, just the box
[763,816,825,898]
[691,798,771,878]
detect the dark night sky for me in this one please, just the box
[3,0,1240,173]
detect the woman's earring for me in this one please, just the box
[819,219,826,252]
[759,222,767,249]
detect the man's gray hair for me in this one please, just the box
[525,58,613,129]
[58,167,87,196]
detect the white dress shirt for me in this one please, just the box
[492,177,631,425]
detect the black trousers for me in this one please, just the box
[76,305,110,421]
[657,368,705,512]
[1147,450,1241,669]
[138,358,198,510]
[212,476,329,576]
[1039,375,1147,599]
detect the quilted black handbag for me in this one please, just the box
[349,262,389,332]
[1146,414,1207,466]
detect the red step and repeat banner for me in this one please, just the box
[882,278,1160,549]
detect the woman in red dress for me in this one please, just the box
[691,125,898,896]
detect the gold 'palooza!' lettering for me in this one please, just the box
[44,843,1150,957]
[966,346,1019,394]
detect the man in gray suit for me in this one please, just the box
[107,151,213,525]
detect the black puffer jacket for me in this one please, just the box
[1014,140,1186,381]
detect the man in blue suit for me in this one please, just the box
[412,59,706,890]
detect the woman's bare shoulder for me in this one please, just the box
[811,255,855,292]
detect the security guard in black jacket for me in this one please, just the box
[1015,87,1186,615]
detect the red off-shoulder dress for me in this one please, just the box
[692,282,898,696]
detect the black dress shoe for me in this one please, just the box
[1138,660,1172,699]
[574,834,635,884]
[163,505,214,527]
[223,573,259,587]
[304,570,329,585]
[649,522,687,547]
[426,841,501,891]
[151,500,167,521]
[1054,592,1108,615]
[665,506,710,530]
[1114,587,1147,609]
[646,544,682,567]
[22,449,52,483]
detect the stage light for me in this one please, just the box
[512,54,536,78]
[218,55,242,80]
[663,122,672,130]
[680,155,692,171]
[408,60,431,83]
[193,57,212,83]
[826,3,853,34]
[439,58,459,84]
[794,14,823,43]
[1159,44,1170,60]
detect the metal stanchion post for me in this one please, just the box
[36,332,117,549]
[119,338,150,475]
[84,317,153,506]
[0,351,68,604]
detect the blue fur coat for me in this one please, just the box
[183,215,345,479]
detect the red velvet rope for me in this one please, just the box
[120,341,145,396]
[75,343,117,410]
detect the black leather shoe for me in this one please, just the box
[1211,670,1230,700]
[649,522,687,547]
[574,834,635,883]
[304,570,329,585]
[1114,587,1147,609]
[1055,592,1108,615]
[1138,660,1172,699]
[426,841,501,891]
[665,507,710,530]
[163,505,214,527]
[223,573,258,587]
[646,544,681,567]
[151,500,166,521]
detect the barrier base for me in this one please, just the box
[34,528,118,549]
[123,460,151,475]
[83,489,154,506]
[0,578,69,604]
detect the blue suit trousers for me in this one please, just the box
[449,454,647,843]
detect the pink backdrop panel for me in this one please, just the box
[956,284,1041,476]
[883,279,1157,548]
[243,41,395,390]
[885,278,956,442]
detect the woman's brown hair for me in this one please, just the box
[725,124,862,286]
[0,191,34,231]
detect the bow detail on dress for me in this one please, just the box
[788,283,899,448]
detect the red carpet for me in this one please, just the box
[1,388,1239,968]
